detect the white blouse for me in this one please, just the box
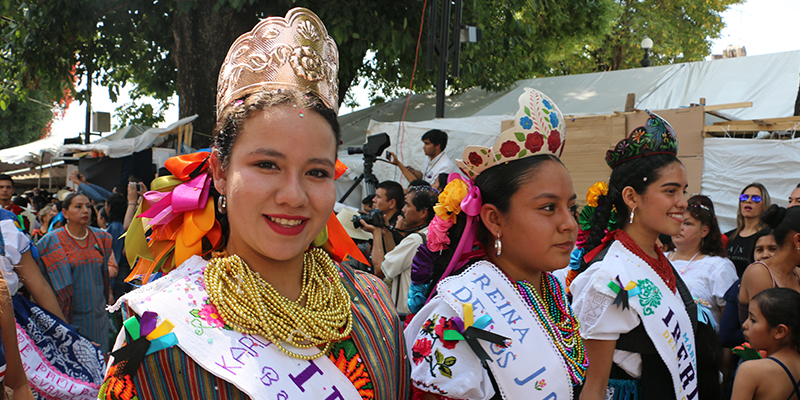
[669,254,737,327]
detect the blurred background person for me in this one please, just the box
[726,183,771,278]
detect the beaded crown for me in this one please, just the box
[216,7,339,119]
[605,110,678,168]
[456,88,566,180]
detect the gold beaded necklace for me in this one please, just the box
[204,247,353,360]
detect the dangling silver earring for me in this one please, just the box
[495,234,502,257]
[629,206,636,224]
[217,195,227,214]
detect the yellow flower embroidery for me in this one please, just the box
[586,181,608,208]
[434,179,469,222]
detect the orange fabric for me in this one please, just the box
[165,152,210,180]
[325,212,370,265]
[334,159,348,180]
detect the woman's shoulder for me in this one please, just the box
[698,255,736,269]
[90,226,112,239]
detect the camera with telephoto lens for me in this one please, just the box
[352,209,384,229]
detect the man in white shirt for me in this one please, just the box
[387,129,456,184]
[360,186,436,316]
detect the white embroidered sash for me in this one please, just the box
[595,241,699,399]
[436,261,573,399]
[111,256,361,400]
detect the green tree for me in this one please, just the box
[1,0,737,141]
[0,90,54,148]
[548,0,744,75]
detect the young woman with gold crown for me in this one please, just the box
[404,88,588,399]
[100,8,409,400]
[567,112,701,400]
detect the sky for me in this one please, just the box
[48,0,800,140]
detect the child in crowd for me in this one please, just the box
[732,288,800,400]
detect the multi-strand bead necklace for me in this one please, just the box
[516,273,588,386]
[204,247,353,360]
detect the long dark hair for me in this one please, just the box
[585,154,682,252]
[686,195,726,257]
[425,154,563,297]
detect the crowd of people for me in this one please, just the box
[0,7,798,400]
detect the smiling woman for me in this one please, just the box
[567,111,711,400]
[101,8,409,400]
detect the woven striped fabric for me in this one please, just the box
[114,262,410,399]
[38,227,112,353]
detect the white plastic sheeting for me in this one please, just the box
[58,115,198,158]
[702,137,800,232]
[340,51,800,146]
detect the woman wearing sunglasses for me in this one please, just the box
[725,183,771,277]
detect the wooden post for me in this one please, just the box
[624,93,635,112]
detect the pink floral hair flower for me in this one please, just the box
[427,216,454,252]
[199,303,226,328]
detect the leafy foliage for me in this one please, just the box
[547,0,744,75]
[0,91,54,148]
[0,0,741,136]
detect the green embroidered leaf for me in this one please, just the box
[495,154,502,161]
[518,149,527,158]
[480,149,487,155]
[468,170,474,177]
[439,365,453,378]
[435,348,444,364]
[514,132,525,142]
[524,106,531,117]
[543,108,550,114]
[443,356,457,367]
[190,309,200,318]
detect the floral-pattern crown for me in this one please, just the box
[456,88,565,180]
[216,7,339,119]
[605,110,678,168]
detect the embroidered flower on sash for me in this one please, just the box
[413,314,459,378]
[636,278,663,316]
[199,303,226,328]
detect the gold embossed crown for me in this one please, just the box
[457,88,566,180]
[216,7,339,119]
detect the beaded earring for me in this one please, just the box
[629,206,636,224]
[217,195,227,215]
[495,234,502,257]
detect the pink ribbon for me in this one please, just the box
[138,174,212,228]
[426,174,483,303]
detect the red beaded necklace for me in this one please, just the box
[614,229,677,293]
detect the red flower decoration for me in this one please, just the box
[525,133,544,153]
[412,338,432,364]
[434,317,459,350]
[468,151,483,165]
[548,130,561,153]
[499,140,520,158]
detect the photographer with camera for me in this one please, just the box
[360,186,437,316]
[387,129,456,184]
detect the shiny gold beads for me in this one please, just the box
[204,247,353,360]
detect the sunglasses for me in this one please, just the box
[739,194,762,203]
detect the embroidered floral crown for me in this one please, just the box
[456,88,566,180]
[216,7,339,119]
[605,110,678,168]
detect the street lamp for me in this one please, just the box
[640,37,653,67]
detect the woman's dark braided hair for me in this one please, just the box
[584,153,682,253]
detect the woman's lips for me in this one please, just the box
[554,241,575,252]
[264,214,308,236]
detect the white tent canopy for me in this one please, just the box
[59,115,198,158]
[339,50,800,147]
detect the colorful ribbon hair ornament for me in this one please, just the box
[442,303,511,368]
[99,311,178,400]
[731,342,766,360]
[124,151,222,284]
